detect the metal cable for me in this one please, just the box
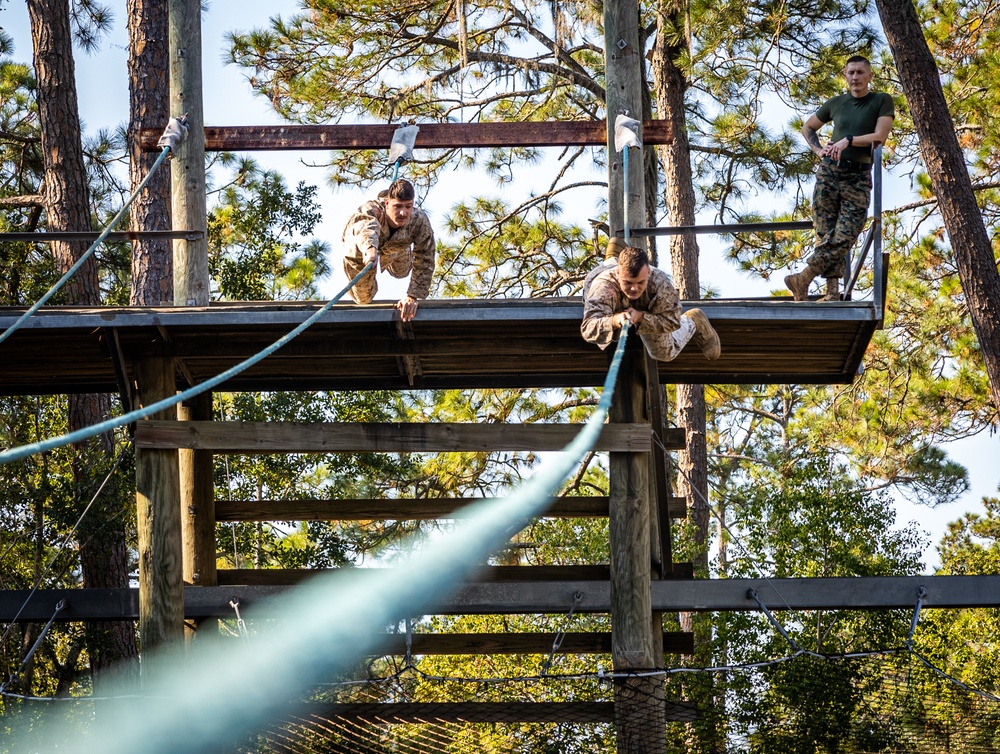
[0,258,376,466]
[540,590,583,675]
[0,146,173,347]
[0,599,65,694]
[666,445,798,614]
[0,439,129,647]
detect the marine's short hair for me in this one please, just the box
[380,179,416,202]
[846,54,872,69]
[618,246,649,277]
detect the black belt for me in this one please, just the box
[822,157,871,173]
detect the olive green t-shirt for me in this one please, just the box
[816,91,894,163]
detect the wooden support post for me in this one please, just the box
[609,343,667,754]
[169,0,213,642]
[134,356,183,683]
[604,0,647,245]
[179,392,216,640]
[645,352,676,577]
[606,0,666,745]
[168,0,209,307]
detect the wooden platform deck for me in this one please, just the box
[0,296,879,395]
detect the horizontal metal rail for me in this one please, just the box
[621,144,885,320]
[0,230,204,242]
[139,120,675,152]
[621,220,813,236]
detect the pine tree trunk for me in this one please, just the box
[651,0,710,591]
[651,4,722,751]
[26,0,139,692]
[875,0,1000,414]
[128,0,173,306]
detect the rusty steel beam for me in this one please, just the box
[0,230,204,242]
[139,120,674,152]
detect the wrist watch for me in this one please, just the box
[846,134,854,146]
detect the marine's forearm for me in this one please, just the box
[802,125,823,153]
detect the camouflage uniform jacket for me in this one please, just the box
[580,262,682,349]
[341,200,436,299]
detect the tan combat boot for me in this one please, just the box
[783,265,819,301]
[819,277,841,302]
[605,236,628,261]
[685,308,721,360]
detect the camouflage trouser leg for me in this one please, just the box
[382,248,414,280]
[343,251,378,304]
[639,313,695,362]
[807,163,872,279]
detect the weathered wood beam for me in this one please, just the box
[645,352,674,576]
[139,120,674,152]
[215,564,694,586]
[286,701,696,725]
[371,631,693,656]
[7,576,1000,621]
[134,356,184,664]
[134,420,676,453]
[179,393,216,591]
[606,337,662,752]
[214,495,687,521]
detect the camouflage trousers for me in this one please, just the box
[640,312,695,362]
[807,161,872,279]
[343,248,413,304]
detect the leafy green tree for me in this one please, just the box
[884,494,1000,753]
[224,5,1000,753]
[208,157,329,301]
[1,22,138,704]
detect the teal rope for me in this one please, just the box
[391,158,401,183]
[623,147,631,245]
[481,320,631,523]
[12,325,634,754]
[0,146,173,347]
[0,260,376,466]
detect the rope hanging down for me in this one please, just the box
[0,117,188,347]
[389,124,419,182]
[0,599,65,695]
[614,113,642,245]
[0,443,129,648]
[14,325,633,754]
[0,258,376,466]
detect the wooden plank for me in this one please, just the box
[374,631,693,656]
[134,420,671,453]
[179,393,216,591]
[608,343,655,661]
[216,566,617,586]
[215,564,693,586]
[139,120,674,152]
[645,352,675,576]
[289,701,696,725]
[8,575,1000,621]
[0,299,880,394]
[134,356,184,659]
[214,495,687,521]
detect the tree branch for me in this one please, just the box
[0,194,44,208]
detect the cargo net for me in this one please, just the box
[247,649,1000,754]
